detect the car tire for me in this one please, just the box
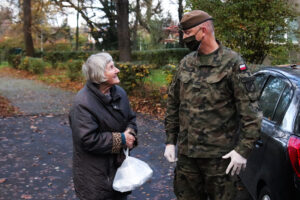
[258,186,273,200]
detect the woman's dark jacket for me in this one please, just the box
[69,81,137,200]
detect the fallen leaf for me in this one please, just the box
[21,194,32,199]
[0,178,7,183]
[30,125,37,130]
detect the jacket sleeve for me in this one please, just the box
[231,57,263,158]
[126,101,137,135]
[70,104,123,154]
[125,104,138,148]
[165,65,181,145]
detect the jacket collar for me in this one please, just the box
[86,81,121,104]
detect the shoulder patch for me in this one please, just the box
[239,64,247,71]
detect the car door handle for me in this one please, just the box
[255,140,263,148]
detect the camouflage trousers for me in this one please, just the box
[174,154,252,200]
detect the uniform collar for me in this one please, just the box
[194,40,223,67]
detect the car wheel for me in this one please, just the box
[258,186,273,200]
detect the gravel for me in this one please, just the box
[0,77,75,115]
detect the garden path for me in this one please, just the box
[0,76,176,200]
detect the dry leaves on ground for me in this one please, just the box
[0,95,20,117]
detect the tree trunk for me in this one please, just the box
[75,0,79,51]
[23,0,34,56]
[116,0,131,61]
[178,0,184,47]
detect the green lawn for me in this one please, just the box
[145,69,168,87]
[0,61,8,69]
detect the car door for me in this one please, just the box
[241,71,294,200]
[289,104,300,198]
[259,75,294,200]
[240,72,269,196]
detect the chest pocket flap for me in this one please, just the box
[205,71,227,83]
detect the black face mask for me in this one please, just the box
[183,35,201,51]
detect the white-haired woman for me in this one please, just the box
[69,52,137,200]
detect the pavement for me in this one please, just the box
[0,77,176,200]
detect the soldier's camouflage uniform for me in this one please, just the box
[165,43,262,200]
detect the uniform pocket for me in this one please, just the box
[206,71,228,84]
[179,71,193,102]
[200,71,230,106]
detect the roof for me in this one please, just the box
[261,65,300,88]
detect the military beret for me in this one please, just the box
[180,10,213,31]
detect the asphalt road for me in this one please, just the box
[0,77,176,200]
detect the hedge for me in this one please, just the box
[43,51,119,68]
[131,48,189,67]
[42,48,189,68]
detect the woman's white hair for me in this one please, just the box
[82,52,113,83]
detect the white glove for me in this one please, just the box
[164,144,177,162]
[222,150,247,176]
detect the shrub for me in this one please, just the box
[8,54,22,69]
[56,62,68,70]
[116,62,153,94]
[42,49,188,67]
[19,57,46,74]
[162,64,177,84]
[43,40,72,52]
[28,58,46,74]
[19,56,30,70]
[33,51,45,58]
[43,51,67,68]
[66,59,84,81]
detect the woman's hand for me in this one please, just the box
[124,128,135,149]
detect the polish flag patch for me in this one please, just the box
[239,64,247,71]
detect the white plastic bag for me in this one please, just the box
[113,148,153,192]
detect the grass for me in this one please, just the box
[0,61,8,69]
[145,69,168,87]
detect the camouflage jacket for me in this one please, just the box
[165,44,262,158]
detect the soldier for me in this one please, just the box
[164,10,262,200]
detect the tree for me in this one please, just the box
[53,0,118,50]
[187,0,298,64]
[23,0,34,56]
[134,0,171,49]
[178,0,184,47]
[2,0,69,52]
[0,6,13,37]
[116,0,131,61]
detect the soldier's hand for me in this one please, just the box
[164,144,177,162]
[222,150,247,176]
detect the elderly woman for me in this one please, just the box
[69,52,137,200]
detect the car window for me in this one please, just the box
[273,85,293,123]
[254,74,268,92]
[259,76,287,120]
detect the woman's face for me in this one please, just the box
[104,61,120,85]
